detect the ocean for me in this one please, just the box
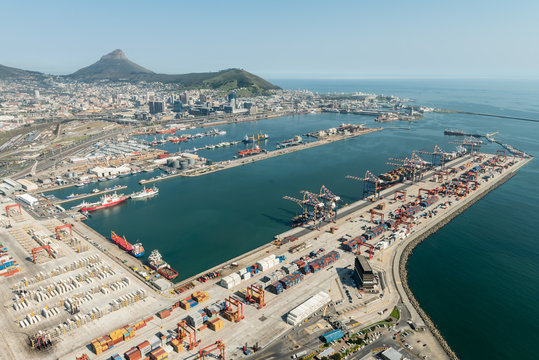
[50,78,539,359]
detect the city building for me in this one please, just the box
[354,255,376,290]
[148,101,164,114]
[173,101,183,113]
[381,347,403,360]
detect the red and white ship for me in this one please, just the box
[79,193,127,212]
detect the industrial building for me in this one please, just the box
[354,255,376,290]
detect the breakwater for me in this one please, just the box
[398,164,526,360]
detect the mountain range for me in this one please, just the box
[0,50,279,93]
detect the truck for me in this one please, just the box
[292,350,307,358]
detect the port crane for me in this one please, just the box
[31,245,53,264]
[247,283,266,309]
[496,149,507,163]
[416,145,448,169]
[387,152,425,183]
[346,170,382,199]
[283,191,325,226]
[393,190,407,201]
[370,209,385,223]
[55,224,72,239]
[199,340,226,360]
[5,203,21,217]
[177,320,200,350]
[355,242,376,260]
[224,296,244,322]
[450,137,482,154]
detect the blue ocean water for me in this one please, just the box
[50,78,538,359]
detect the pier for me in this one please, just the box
[52,185,128,205]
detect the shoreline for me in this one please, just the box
[396,160,530,360]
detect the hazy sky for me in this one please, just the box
[1,0,538,78]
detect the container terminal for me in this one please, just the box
[0,135,532,360]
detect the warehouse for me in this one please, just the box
[16,193,39,207]
[17,179,38,191]
[286,291,331,325]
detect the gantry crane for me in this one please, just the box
[5,203,21,217]
[417,188,435,198]
[224,296,244,322]
[450,137,482,155]
[31,245,53,264]
[55,224,72,239]
[496,149,507,163]
[177,320,200,350]
[199,340,225,360]
[355,242,375,259]
[416,145,448,169]
[283,191,325,226]
[246,284,266,309]
[393,190,406,201]
[346,170,382,199]
[370,209,385,223]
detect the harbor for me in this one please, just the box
[0,127,532,360]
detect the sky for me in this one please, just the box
[1,0,538,78]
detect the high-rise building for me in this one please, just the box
[148,101,165,114]
[173,101,183,113]
[180,93,187,104]
[354,255,376,290]
[34,90,40,98]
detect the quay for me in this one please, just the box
[52,185,128,205]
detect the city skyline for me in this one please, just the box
[2,0,538,79]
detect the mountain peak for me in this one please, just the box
[101,49,128,61]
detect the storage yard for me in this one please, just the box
[0,144,531,360]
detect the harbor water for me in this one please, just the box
[50,79,538,359]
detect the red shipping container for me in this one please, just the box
[158,310,171,319]
[125,348,142,360]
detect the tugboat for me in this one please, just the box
[147,250,178,280]
[130,243,145,258]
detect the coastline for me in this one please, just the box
[396,160,530,360]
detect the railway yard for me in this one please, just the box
[0,139,531,360]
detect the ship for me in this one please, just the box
[79,193,127,212]
[238,145,262,158]
[276,135,303,149]
[111,230,133,252]
[66,193,76,199]
[169,137,187,143]
[130,186,159,199]
[444,129,466,136]
[147,250,178,280]
[242,132,269,143]
[156,128,176,134]
[130,243,145,258]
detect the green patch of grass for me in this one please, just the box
[390,306,400,320]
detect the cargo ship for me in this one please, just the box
[130,186,159,200]
[276,135,303,149]
[148,250,178,280]
[110,230,133,252]
[238,145,262,158]
[168,137,187,143]
[79,193,127,212]
[242,132,269,143]
[156,128,175,134]
[444,129,466,136]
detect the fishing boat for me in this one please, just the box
[130,186,159,200]
[79,193,127,212]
